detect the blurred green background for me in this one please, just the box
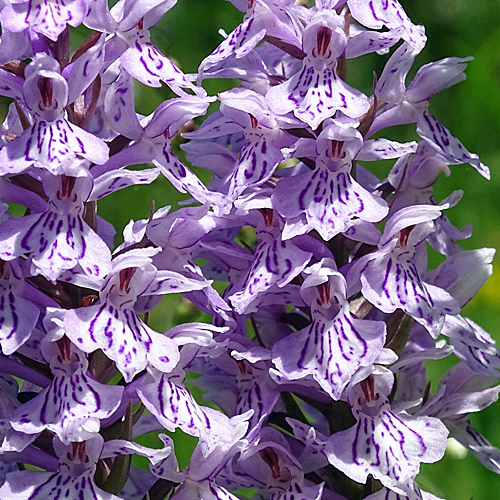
[3,0,500,498]
[98,1,500,498]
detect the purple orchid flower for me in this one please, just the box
[59,247,211,382]
[273,118,389,240]
[197,0,303,84]
[326,367,448,497]
[10,320,123,444]
[371,43,490,179]
[273,259,386,400]
[0,54,109,175]
[267,10,370,129]
[0,260,39,355]
[346,204,460,337]
[0,169,112,282]
[97,0,204,96]
[0,0,91,41]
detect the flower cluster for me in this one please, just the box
[0,1,498,499]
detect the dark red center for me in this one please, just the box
[259,447,281,479]
[316,26,332,57]
[360,374,376,403]
[37,77,53,108]
[119,267,137,293]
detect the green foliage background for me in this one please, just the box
[102,1,500,498]
[2,0,500,498]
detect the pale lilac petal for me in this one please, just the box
[326,392,447,495]
[0,28,30,66]
[11,342,123,444]
[380,204,445,247]
[0,68,24,101]
[356,139,418,161]
[286,419,329,473]
[417,110,490,179]
[364,485,444,500]
[406,57,473,103]
[198,17,266,80]
[376,42,419,104]
[145,95,212,139]
[101,434,172,465]
[272,480,324,500]
[153,145,225,208]
[273,305,386,400]
[227,138,283,201]
[426,248,495,308]
[143,270,210,295]
[90,167,160,200]
[65,34,106,104]
[348,0,426,51]
[273,162,388,241]
[0,263,39,355]
[170,480,240,500]
[121,41,205,96]
[442,316,500,377]
[104,67,143,140]
[62,303,179,382]
[450,421,500,474]
[346,27,402,59]
[113,0,177,31]
[1,0,89,41]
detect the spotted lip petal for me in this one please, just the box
[348,0,426,51]
[273,303,386,400]
[347,206,460,337]
[0,174,112,282]
[0,435,122,500]
[267,11,369,129]
[10,341,123,444]
[0,0,90,41]
[62,299,180,383]
[232,358,280,443]
[326,371,448,496]
[273,159,388,241]
[273,266,386,400]
[229,230,312,315]
[0,118,109,175]
[267,59,369,130]
[0,54,108,175]
[227,133,283,202]
[137,367,241,457]
[59,248,215,381]
[358,245,459,337]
